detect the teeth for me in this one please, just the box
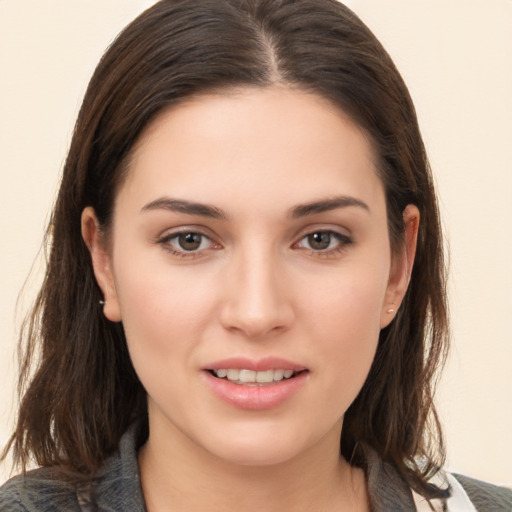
[273,369,284,381]
[256,370,273,383]
[212,368,297,384]
[239,370,256,383]
[227,369,239,381]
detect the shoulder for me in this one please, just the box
[363,444,512,512]
[0,421,146,512]
[453,473,512,511]
[0,467,80,511]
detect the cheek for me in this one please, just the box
[301,266,389,400]
[307,264,389,338]
[113,266,222,421]
[112,254,219,369]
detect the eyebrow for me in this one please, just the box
[141,197,227,219]
[140,195,369,220]
[289,196,370,218]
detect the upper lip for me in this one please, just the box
[203,356,307,372]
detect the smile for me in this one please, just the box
[210,368,297,385]
[204,367,308,410]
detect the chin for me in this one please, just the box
[211,442,303,467]
[200,423,326,468]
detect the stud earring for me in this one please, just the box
[99,300,106,306]
[387,308,395,314]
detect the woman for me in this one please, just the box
[1,0,511,510]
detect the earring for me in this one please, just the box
[387,308,395,314]
[99,300,106,306]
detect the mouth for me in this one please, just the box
[203,359,308,409]
[208,368,306,386]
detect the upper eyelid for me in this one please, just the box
[155,229,219,255]
[156,225,217,240]
[159,231,217,248]
[295,230,352,245]
[154,225,353,245]
[161,231,211,242]
[292,223,352,240]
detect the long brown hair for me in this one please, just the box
[4,0,449,498]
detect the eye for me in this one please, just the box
[173,232,207,251]
[295,230,352,254]
[159,231,218,256]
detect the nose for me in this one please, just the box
[219,247,295,339]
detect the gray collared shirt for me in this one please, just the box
[1,422,511,511]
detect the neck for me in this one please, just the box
[138,417,369,512]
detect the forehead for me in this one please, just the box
[118,86,384,217]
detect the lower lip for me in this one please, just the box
[203,371,308,410]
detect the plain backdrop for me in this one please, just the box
[1,0,511,486]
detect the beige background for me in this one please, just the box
[1,0,511,486]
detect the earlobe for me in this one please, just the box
[380,205,420,328]
[81,207,122,322]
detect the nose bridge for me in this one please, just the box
[221,240,293,338]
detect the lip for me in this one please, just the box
[202,357,309,411]
[203,356,307,373]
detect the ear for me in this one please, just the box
[380,204,420,328]
[81,207,122,322]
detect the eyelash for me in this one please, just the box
[157,230,219,259]
[157,229,352,259]
[293,230,353,258]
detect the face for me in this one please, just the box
[83,87,416,467]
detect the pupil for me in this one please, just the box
[308,232,331,250]
[179,233,202,251]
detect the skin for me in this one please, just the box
[82,86,419,511]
